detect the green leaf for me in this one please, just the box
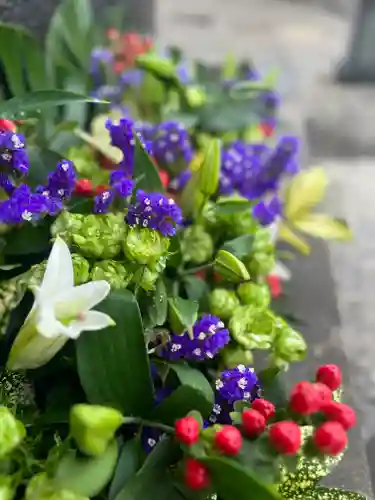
[221,52,237,80]
[26,146,63,188]
[75,128,121,163]
[278,222,311,255]
[108,439,141,500]
[0,90,104,120]
[3,220,52,256]
[293,487,367,500]
[202,455,281,500]
[293,214,352,241]
[152,384,213,424]
[147,278,168,327]
[214,250,250,283]
[198,95,258,133]
[133,134,163,191]
[257,368,288,410]
[237,438,279,483]
[76,290,154,417]
[168,363,214,408]
[183,275,209,302]
[168,297,199,334]
[283,167,328,221]
[53,440,118,497]
[136,54,178,82]
[215,196,252,215]
[221,234,254,259]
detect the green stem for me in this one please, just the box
[123,417,174,434]
[179,262,213,277]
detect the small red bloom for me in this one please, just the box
[321,401,356,430]
[0,119,17,132]
[268,421,302,455]
[75,179,94,196]
[241,409,266,437]
[289,381,320,415]
[316,364,342,391]
[313,382,333,406]
[215,425,243,456]
[251,399,275,421]
[107,27,120,40]
[313,421,347,455]
[113,61,126,74]
[259,122,275,138]
[175,416,200,446]
[266,275,282,299]
[158,169,170,188]
[96,184,109,195]
[184,458,210,490]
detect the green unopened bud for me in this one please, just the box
[209,289,240,320]
[221,345,253,369]
[273,318,307,363]
[90,261,132,289]
[136,54,177,80]
[0,407,25,457]
[253,228,272,252]
[225,211,258,239]
[237,282,270,308]
[201,201,218,229]
[71,213,126,259]
[133,267,159,291]
[51,212,84,246]
[25,473,88,500]
[229,305,275,350]
[181,226,213,264]
[198,139,221,198]
[70,404,123,457]
[123,228,170,266]
[246,252,275,278]
[214,250,250,283]
[0,477,14,500]
[185,86,206,107]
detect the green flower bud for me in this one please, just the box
[51,212,84,246]
[90,261,132,289]
[246,252,275,278]
[209,289,240,320]
[185,86,206,107]
[72,214,126,259]
[123,228,170,266]
[0,476,14,500]
[0,407,26,458]
[70,404,123,457]
[25,473,88,500]
[221,345,253,369]
[201,201,218,228]
[214,250,250,283]
[71,254,90,285]
[253,228,272,252]
[181,225,214,264]
[229,305,276,350]
[273,318,307,363]
[133,267,159,292]
[237,282,270,308]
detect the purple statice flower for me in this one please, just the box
[119,69,144,87]
[261,89,280,111]
[38,160,76,201]
[90,47,113,75]
[152,121,193,168]
[0,131,29,191]
[0,184,53,224]
[169,169,192,191]
[91,85,122,103]
[133,121,157,143]
[176,61,191,85]
[126,189,182,237]
[0,172,15,195]
[161,314,230,361]
[252,195,282,227]
[93,189,114,214]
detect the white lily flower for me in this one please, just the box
[7,237,114,370]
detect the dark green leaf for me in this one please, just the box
[162,111,199,129]
[109,439,141,500]
[221,234,254,259]
[183,276,209,302]
[237,439,279,484]
[168,363,214,408]
[53,440,118,497]
[0,23,29,95]
[133,134,163,192]
[147,278,168,327]
[152,385,213,424]
[3,220,52,256]
[168,297,199,334]
[26,146,63,188]
[202,455,281,500]
[0,90,104,120]
[76,290,154,417]
[198,95,258,133]
[258,367,288,410]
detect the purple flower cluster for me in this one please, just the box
[37,160,76,201]
[0,131,29,194]
[169,169,192,192]
[161,314,230,361]
[252,195,282,226]
[152,121,193,168]
[126,189,182,237]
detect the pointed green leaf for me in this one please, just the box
[168,362,214,407]
[216,196,252,215]
[133,134,163,191]
[221,52,238,80]
[0,23,31,96]
[76,290,154,417]
[221,234,254,259]
[198,138,221,197]
[108,439,141,500]
[147,278,168,327]
[168,297,198,334]
[278,222,311,255]
[293,214,352,241]
[75,128,121,163]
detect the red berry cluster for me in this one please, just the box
[74,179,109,197]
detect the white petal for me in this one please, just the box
[36,304,73,339]
[39,238,74,300]
[272,261,291,281]
[54,280,111,317]
[67,311,115,338]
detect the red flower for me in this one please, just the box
[75,179,94,196]
[0,119,17,132]
[313,421,347,455]
[175,416,200,445]
[251,399,275,421]
[268,421,302,455]
[214,425,243,456]
[184,459,210,490]
[113,60,126,74]
[266,275,282,299]
[241,409,266,437]
[158,169,170,188]
[259,122,275,138]
[289,381,320,416]
[313,382,333,406]
[321,401,356,430]
[316,364,342,391]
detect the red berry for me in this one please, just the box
[0,119,17,132]
[289,381,320,415]
[195,270,207,281]
[158,169,170,188]
[184,458,210,490]
[241,409,266,437]
[268,421,302,455]
[251,399,275,421]
[321,401,356,430]
[215,425,243,456]
[266,275,282,298]
[316,364,342,391]
[175,416,200,445]
[259,122,274,138]
[313,382,333,406]
[75,179,94,196]
[313,422,347,455]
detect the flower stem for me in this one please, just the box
[179,263,213,276]
[123,417,174,434]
